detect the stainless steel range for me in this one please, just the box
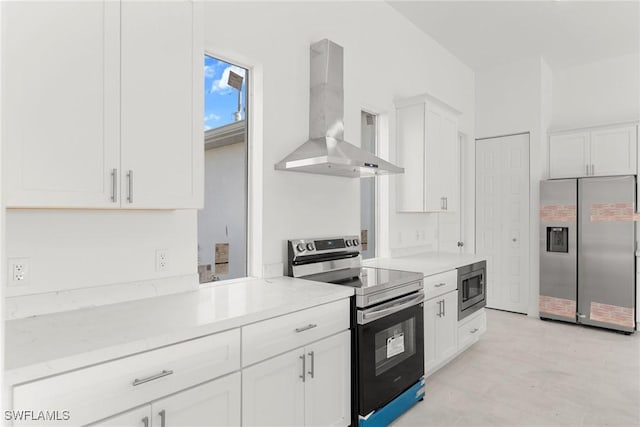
[287,235,425,426]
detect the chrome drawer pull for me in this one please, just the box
[434,283,446,287]
[132,369,174,386]
[295,323,317,333]
[142,416,149,427]
[300,354,306,382]
[470,328,479,334]
[111,168,118,203]
[159,409,166,427]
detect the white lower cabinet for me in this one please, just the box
[458,308,487,350]
[424,290,458,374]
[90,406,151,427]
[91,373,240,427]
[151,373,241,427]
[242,331,351,427]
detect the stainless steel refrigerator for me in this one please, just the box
[540,176,636,333]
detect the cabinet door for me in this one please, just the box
[424,102,445,211]
[121,1,203,209]
[549,133,590,178]
[89,406,151,427]
[242,349,305,427]
[590,126,637,176]
[4,1,120,208]
[396,104,426,212]
[423,297,439,373]
[151,373,240,427]
[305,331,351,427]
[440,114,459,212]
[436,291,459,362]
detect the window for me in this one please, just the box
[197,55,248,282]
[360,111,377,259]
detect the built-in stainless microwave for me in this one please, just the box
[457,261,486,320]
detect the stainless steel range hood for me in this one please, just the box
[275,39,404,178]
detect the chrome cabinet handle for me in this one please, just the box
[299,354,306,382]
[308,351,315,379]
[435,282,446,287]
[591,164,595,175]
[111,168,118,203]
[444,197,448,210]
[127,170,134,203]
[142,417,149,427]
[443,299,446,316]
[159,410,166,427]
[457,241,464,247]
[470,328,479,334]
[437,300,442,317]
[295,323,317,333]
[132,369,173,386]
[586,164,589,175]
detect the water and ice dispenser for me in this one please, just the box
[546,227,568,253]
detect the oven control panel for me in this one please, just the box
[288,235,360,255]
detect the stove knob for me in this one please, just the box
[353,239,360,246]
[345,240,352,247]
[296,243,305,252]
[306,243,315,251]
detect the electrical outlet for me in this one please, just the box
[156,250,169,272]
[9,258,29,286]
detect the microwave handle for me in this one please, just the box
[358,292,424,325]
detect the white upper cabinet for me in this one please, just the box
[4,1,121,208]
[589,126,637,177]
[549,124,637,179]
[120,1,203,209]
[396,95,460,212]
[396,103,425,212]
[549,132,590,179]
[3,1,203,209]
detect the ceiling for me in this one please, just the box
[388,1,640,71]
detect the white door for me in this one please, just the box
[396,104,425,212]
[590,125,637,176]
[89,406,151,427]
[120,1,203,209]
[304,331,351,427]
[151,373,240,427]
[476,133,530,314]
[423,297,438,373]
[242,349,305,427]
[549,132,589,178]
[4,1,120,208]
[436,291,458,362]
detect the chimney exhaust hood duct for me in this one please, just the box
[275,39,404,178]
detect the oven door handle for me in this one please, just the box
[358,291,424,325]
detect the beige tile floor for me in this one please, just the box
[393,309,640,427]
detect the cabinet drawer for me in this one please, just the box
[13,329,240,426]
[242,299,350,366]
[458,309,486,350]
[424,270,457,300]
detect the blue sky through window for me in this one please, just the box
[204,56,246,130]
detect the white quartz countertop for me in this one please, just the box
[5,277,353,386]
[362,252,486,277]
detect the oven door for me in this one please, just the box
[356,291,424,416]
[458,267,486,319]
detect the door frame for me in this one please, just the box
[475,131,531,314]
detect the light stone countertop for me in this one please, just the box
[5,277,354,386]
[362,252,486,276]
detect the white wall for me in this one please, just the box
[475,56,551,317]
[198,143,247,280]
[204,1,475,267]
[5,210,197,297]
[552,53,640,130]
